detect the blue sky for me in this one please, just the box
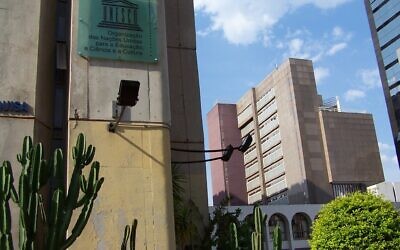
[192,0,400,204]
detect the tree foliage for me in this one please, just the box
[209,200,253,250]
[310,192,400,250]
[172,165,205,249]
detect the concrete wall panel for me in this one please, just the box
[165,0,196,48]
[319,111,384,186]
[68,122,175,249]
[69,0,171,124]
[0,0,41,107]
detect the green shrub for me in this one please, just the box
[310,192,400,250]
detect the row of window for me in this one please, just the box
[261,128,281,153]
[373,0,399,27]
[267,213,312,241]
[262,144,283,167]
[264,160,285,182]
[370,0,387,12]
[248,190,262,204]
[238,104,253,126]
[256,88,275,111]
[386,62,400,87]
[257,100,278,125]
[265,175,287,197]
[377,13,400,46]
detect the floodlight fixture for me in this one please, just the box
[171,133,252,164]
[108,80,140,133]
[237,133,253,152]
[221,145,234,162]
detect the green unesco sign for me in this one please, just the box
[78,0,158,63]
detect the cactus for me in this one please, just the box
[251,205,266,250]
[47,133,104,250]
[228,222,239,250]
[272,225,282,250]
[0,161,17,250]
[1,133,104,250]
[121,219,138,250]
[15,137,48,250]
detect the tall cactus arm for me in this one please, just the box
[73,133,86,165]
[75,176,88,209]
[18,171,29,250]
[251,232,258,250]
[47,189,65,250]
[254,206,262,234]
[50,149,63,180]
[273,225,282,250]
[80,175,87,193]
[84,145,95,166]
[61,177,104,250]
[121,225,130,250]
[72,134,96,168]
[29,143,44,192]
[17,136,33,168]
[0,234,13,250]
[38,194,47,224]
[120,219,138,250]
[0,162,14,250]
[60,166,84,237]
[252,205,265,250]
[25,193,39,248]
[86,162,100,196]
[2,161,18,203]
[229,222,239,249]
[130,219,138,250]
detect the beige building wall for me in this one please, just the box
[0,0,57,243]
[0,0,56,156]
[67,0,175,248]
[165,0,209,226]
[1,0,208,248]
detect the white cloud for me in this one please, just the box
[344,89,366,101]
[291,0,353,9]
[377,141,400,181]
[197,29,211,37]
[381,153,389,162]
[276,26,351,62]
[341,108,368,113]
[358,68,381,89]
[314,67,330,84]
[331,26,353,41]
[379,142,392,152]
[332,26,344,38]
[289,39,304,54]
[378,141,397,164]
[392,156,398,164]
[327,42,347,56]
[194,0,352,45]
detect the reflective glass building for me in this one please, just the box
[365,0,400,165]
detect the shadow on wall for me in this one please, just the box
[286,179,334,204]
[213,191,248,206]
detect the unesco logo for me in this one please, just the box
[98,0,143,31]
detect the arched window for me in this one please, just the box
[268,214,287,240]
[291,213,311,240]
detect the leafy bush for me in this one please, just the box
[310,192,400,250]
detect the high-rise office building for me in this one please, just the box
[365,0,400,166]
[0,0,207,248]
[207,104,248,205]
[208,58,384,205]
